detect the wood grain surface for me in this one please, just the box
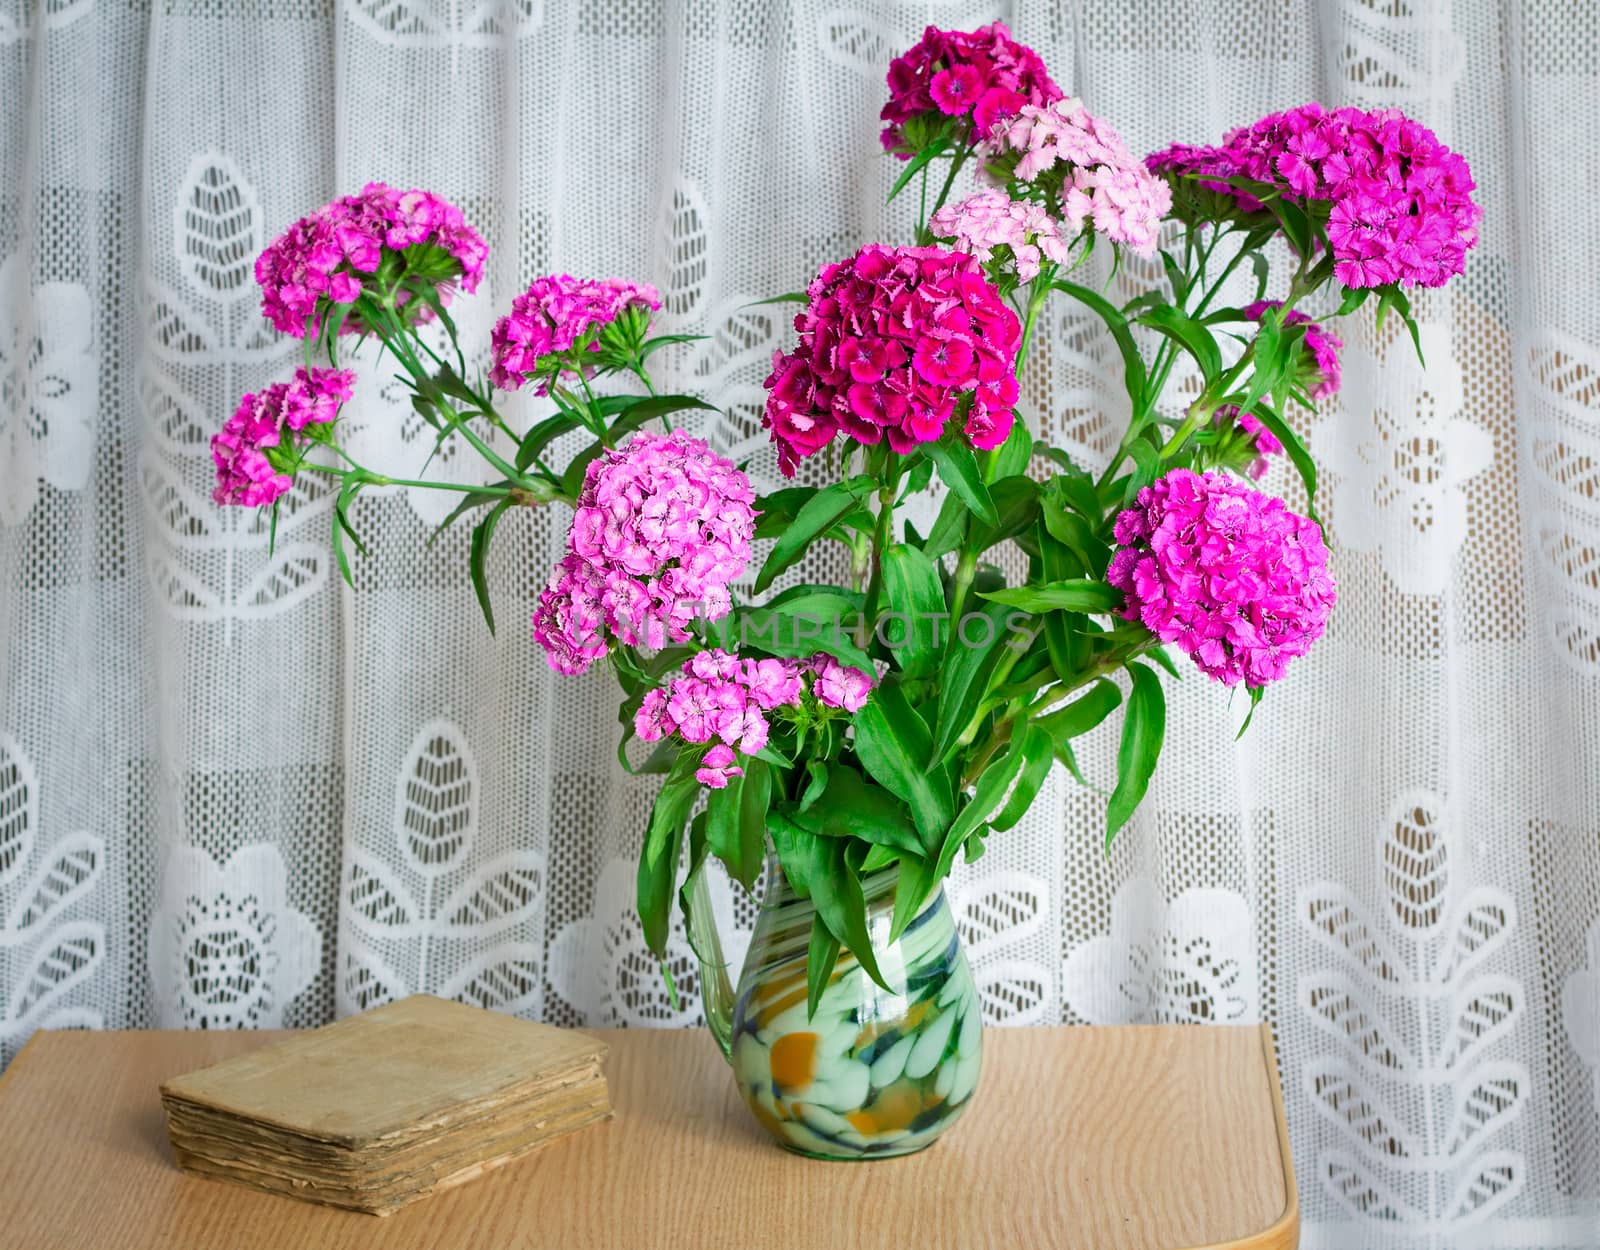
[0,1024,1297,1250]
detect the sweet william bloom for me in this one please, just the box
[212,366,355,507]
[255,183,486,338]
[1107,469,1335,688]
[1148,104,1480,289]
[490,275,661,393]
[811,655,874,712]
[533,431,757,674]
[928,189,1071,282]
[985,100,1171,257]
[881,23,1062,155]
[762,244,1020,476]
[696,745,743,789]
[631,650,873,788]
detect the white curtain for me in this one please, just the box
[0,1,1595,1246]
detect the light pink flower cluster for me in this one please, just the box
[928,189,1071,282]
[255,183,487,337]
[211,367,356,507]
[1212,407,1284,480]
[762,244,1021,477]
[880,22,1062,155]
[985,100,1171,256]
[489,275,662,393]
[635,651,874,787]
[1148,104,1480,288]
[533,430,756,674]
[1242,299,1343,399]
[1107,469,1335,688]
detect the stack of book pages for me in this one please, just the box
[160,994,610,1215]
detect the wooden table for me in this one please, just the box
[0,1024,1297,1250]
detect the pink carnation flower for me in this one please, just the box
[212,366,355,507]
[1107,469,1335,688]
[810,655,874,712]
[762,244,1021,477]
[489,275,662,393]
[881,23,1062,155]
[1149,104,1480,289]
[630,649,873,788]
[1242,300,1343,399]
[255,183,486,338]
[984,100,1171,257]
[533,430,757,674]
[928,188,1072,282]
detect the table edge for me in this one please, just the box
[1172,1022,1299,1250]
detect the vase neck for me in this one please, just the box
[760,853,901,912]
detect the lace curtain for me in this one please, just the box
[0,1,1596,1246]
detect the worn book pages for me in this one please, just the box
[160,995,611,1214]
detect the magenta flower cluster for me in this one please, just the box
[211,366,355,507]
[929,189,1071,282]
[1107,469,1336,688]
[1148,103,1480,288]
[635,650,875,788]
[489,275,662,393]
[255,183,487,337]
[533,430,757,674]
[985,100,1172,257]
[880,22,1062,155]
[762,244,1022,477]
[1243,299,1343,399]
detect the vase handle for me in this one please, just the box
[686,868,736,1061]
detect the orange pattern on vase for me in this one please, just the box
[769,1032,819,1092]
[844,1079,926,1136]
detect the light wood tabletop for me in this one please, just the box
[0,1023,1297,1250]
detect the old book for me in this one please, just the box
[160,995,610,1215]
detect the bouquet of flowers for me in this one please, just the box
[217,24,1478,1033]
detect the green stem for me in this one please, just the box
[947,549,978,631]
[300,461,517,497]
[860,473,899,632]
[1013,266,1055,379]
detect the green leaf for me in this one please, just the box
[809,852,889,991]
[514,411,582,471]
[1139,304,1223,383]
[610,393,718,427]
[888,137,951,203]
[1035,678,1122,745]
[706,757,771,892]
[980,579,1122,614]
[427,484,511,547]
[768,811,822,898]
[881,544,945,679]
[754,477,875,593]
[636,763,700,955]
[735,591,871,670]
[969,475,1040,552]
[468,497,513,634]
[926,434,998,527]
[990,724,1055,832]
[788,763,923,857]
[889,852,935,942]
[1241,401,1318,518]
[852,681,955,853]
[677,811,713,964]
[922,488,969,560]
[931,601,1022,765]
[743,292,808,307]
[1052,279,1148,403]
[990,413,1034,480]
[1104,662,1166,851]
[805,914,841,1019]
[932,726,1034,879]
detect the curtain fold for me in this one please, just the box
[0,2,1595,1246]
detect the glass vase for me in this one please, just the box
[692,856,982,1160]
